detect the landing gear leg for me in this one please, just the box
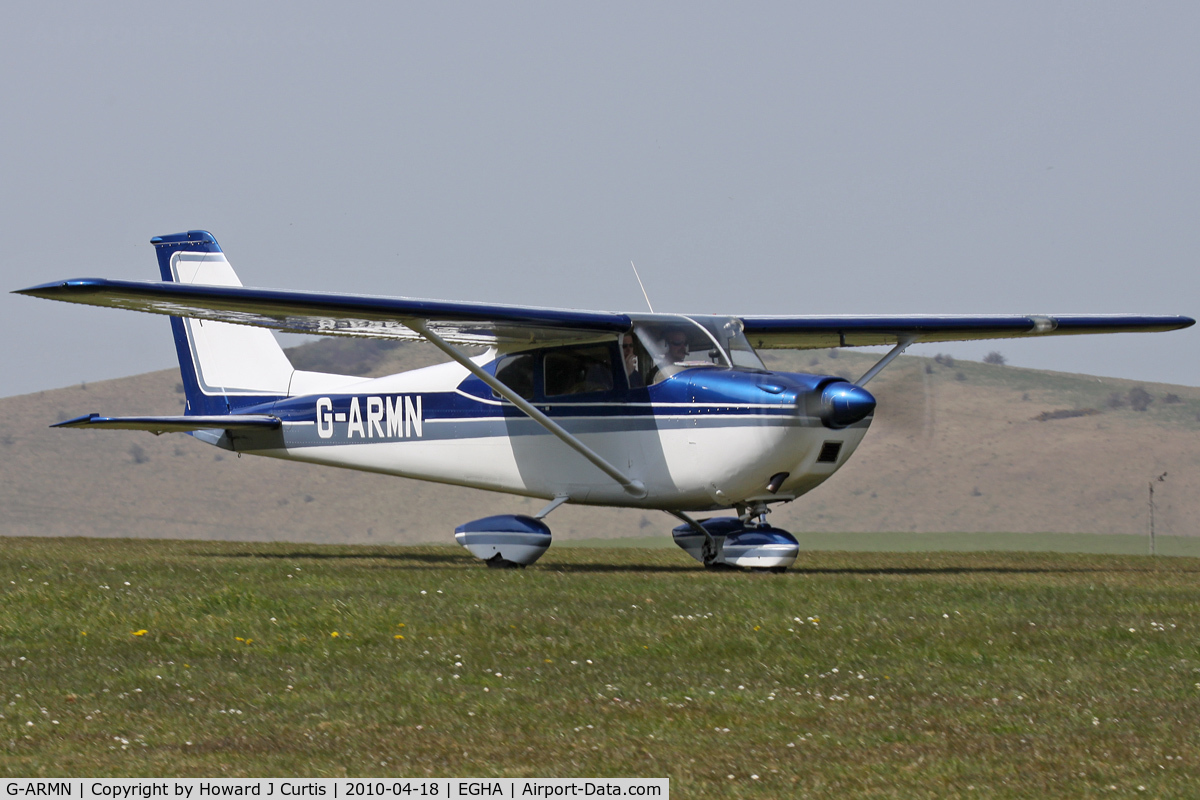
[739,500,772,528]
[668,510,718,566]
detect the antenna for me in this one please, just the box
[630,260,654,313]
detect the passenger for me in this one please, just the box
[623,334,644,388]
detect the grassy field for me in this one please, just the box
[567,532,1200,556]
[2,538,1199,797]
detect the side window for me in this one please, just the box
[544,344,615,397]
[493,353,537,400]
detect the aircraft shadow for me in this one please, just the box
[194,550,470,565]
[196,551,698,573]
[535,563,701,574]
[786,565,1199,576]
[191,553,1197,577]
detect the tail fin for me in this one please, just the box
[152,231,294,415]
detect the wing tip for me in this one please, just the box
[51,413,100,429]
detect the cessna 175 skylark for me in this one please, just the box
[16,231,1194,570]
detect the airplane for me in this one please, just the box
[15,230,1194,571]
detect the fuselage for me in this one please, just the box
[220,351,873,512]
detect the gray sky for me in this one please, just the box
[3,2,1198,398]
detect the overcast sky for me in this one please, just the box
[3,2,1198,398]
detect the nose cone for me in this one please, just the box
[819,382,876,428]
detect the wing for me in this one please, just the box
[15,278,632,347]
[739,314,1195,350]
[15,278,1192,350]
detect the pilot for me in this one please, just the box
[665,331,690,364]
[645,330,692,384]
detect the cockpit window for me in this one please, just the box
[633,321,728,384]
[631,316,764,384]
[493,352,537,400]
[708,316,766,371]
[544,344,615,397]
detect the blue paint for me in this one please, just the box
[22,276,633,335]
[820,382,876,429]
[153,232,229,417]
[455,514,551,536]
[671,517,800,547]
[742,314,1194,340]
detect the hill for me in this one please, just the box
[2,339,1197,544]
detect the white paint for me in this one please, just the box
[172,252,295,396]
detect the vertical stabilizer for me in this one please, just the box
[151,231,294,414]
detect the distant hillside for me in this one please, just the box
[2,339,1197,544]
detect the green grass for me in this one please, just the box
[2,538,1200,797]
[567,532,1200,556]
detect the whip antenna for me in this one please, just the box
[630,260,654,313]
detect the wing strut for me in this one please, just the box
[406,320,647,499]
[856,334,918,386]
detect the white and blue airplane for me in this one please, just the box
[16,231,1194,570]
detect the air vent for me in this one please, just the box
[817,441,843,463]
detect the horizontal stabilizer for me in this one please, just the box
[52,413,281,435]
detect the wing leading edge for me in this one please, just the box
[16,278,631,347]
[740,314,1194,350]
[14,278,1192,350]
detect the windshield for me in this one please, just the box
[629,315,764,385]
[689,315,766,371]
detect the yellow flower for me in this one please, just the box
[394,634,405,640]
[330,631,339,638]
[235,637,245,642]
[397,623,406,628]
[131,630,147,636]
[80,631,87,636]
[544,659,552,663]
